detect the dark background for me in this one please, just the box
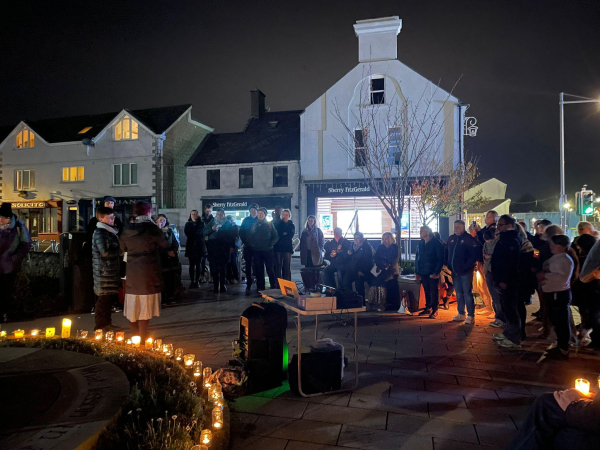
[2,0,600,206]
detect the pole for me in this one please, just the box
[559,92,567,231]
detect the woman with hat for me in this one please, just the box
[204,207,237,293]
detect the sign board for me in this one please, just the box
[201,196,291,211]
[11,201,48,209]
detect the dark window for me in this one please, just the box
[370,77,385,104]
[239,168,253,189]
[354,129,366,167]
[207,169,220,190]
[389,127,401,165]
[273,166,288,187]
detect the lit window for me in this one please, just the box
[115,115,139,141]
[78,126,93,134]
[389,127,401,165]
[62,166,84,182]
[370,76,385,104]
[354,129,367,167]
[16,129,35,148]
[113,163,138,186]
[14,170,35,191]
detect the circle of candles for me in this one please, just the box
[174,348,184,361]
[193,361,203,377]
[145,337,153,349]
[212,407,223,429]
[184,354,195,367]
[105,331,114,342]
[163,343,173,356]
[115,331,125,342]
[30,329,40,337]
[203,367,212,388]
[94,329,103,341]
[154,338,162,351]
[61,318,71,338]
[575,378,591,395]
[45,328,55,338]
[80,330,89,339]
[14,330,25,338]
[200,429,212,446]
[131,336,141,347]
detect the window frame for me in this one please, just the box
[370,76,385,105]
[112,163,138,186]
[61,166,85,183]
[388,126,402,166]
[272,165,288,187]
[354,128,367,167]
[14,169,35,191]
[16,129,35,149]
[206,169,221,190]
[114,115,139,141]
[238,167,253,189]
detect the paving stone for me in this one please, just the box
[387,413,479,444]
[428,404,516,428]
[302,403,387,429]
[269,419,342,445]
[427,364,493,380]
[455,377,531,395]
[230,396,272,414]
[475,423,518,447]
[390,387,467,408]
[348,393,429,417]
[425,381,499,400]
[451,359,516,374]
[338,424,433,450]
[275,390,351,406]
[432,437,504,450]
[253,398,309,419]
[392,368,458,385]
[250,415,295,437]
[230,434,288,450]
[230,411,260,426]
[285,441,341,450]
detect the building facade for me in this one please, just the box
[0,105,211,241]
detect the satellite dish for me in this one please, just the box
[82,138,95,147]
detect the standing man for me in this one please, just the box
[476,210,498,245]
[446,220,479,324]
[273,209,295,282]
[248,207,279,294]
[272,206,283,227]
[491,215,523,348]
[86,196,123,244]
[0,202,32,322]
[239,204,259,295]
[91,207,121,331]
[323,227,352,289]
[200,204,214,282]
[415,225,444,319]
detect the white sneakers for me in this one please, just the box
[452,314,466,322]
[465,316,475,325]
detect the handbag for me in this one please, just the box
[367,286,387,312]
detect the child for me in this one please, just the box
[538,234,574,360]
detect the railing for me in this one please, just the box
[31,238,60,253]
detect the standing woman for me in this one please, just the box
[373,232,400,310]
[300,215,324,267]
[120,201,170,340]
[156,214,180,305]
[204,208,236,293]
[273,209,295,281]
[184,210,205,288]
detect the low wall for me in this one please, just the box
[22,252,61,279]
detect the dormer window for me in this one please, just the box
[16,129,35,148]
[78,126,93,134]
[370,76,385,104]
[115,115,139,141]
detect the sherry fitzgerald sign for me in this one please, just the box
[327,186,371,194]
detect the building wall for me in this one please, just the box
[465,178,507,201]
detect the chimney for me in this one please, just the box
[353,16,402,63]
[251,89,266,118]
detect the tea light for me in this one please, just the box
[184,354,195,367]
[30,329,40,337]
[212,407,223,429]
[105,331,114,342]
[116,332,125,342]
[154,338,162,351]
[208,384,218,400]
[126,339,132,346]
[174,348,184,361]
[575,378,591,395]
[211,385,222,402]
[81,330,89,339]
[190,446,208,450]
[61,318,71,338]
[94,329,103,341]
[163,343,173,356]
[0,331,6,337]
[214,397,225,410]
[14,329,24,338]
[193,361,202,377]
[132,336,141,348]
[145,337,153,350]
[200,429,212,446]
[203,367,212,388]
[45,327,55,338]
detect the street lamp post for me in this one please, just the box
[559,92,600,231]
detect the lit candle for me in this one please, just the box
[193,361,202,377]
[14,329,25,338]
[184,354,195,367]
[0,331,6,337]
[105,331,114,342]
[132,336,141,347]
[189,446,208,450]
[145,337,153,349]
[200,429,212,446]
[61,319,71,338]
[212,385,222,402]
[126,339,132,346]
[175,348,184,361]
[575,378,591,395]
[212,407,223,429]
[214,397,225,410]
[94,329,103,341]
[45,327,55,338]
[154,338,162,351]
[203,367,212,388]
[163,343,173,356]
[30,329,40,337]
[81,330,89,339]
[208,384,218,401]
[116,332,125,343]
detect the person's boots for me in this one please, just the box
[220,283,227,293]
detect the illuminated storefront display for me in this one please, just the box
[201,196,292,225]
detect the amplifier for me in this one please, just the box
[298,295,336,311]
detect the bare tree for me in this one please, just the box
[332,67,460,255]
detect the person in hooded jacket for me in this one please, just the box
[204,208,237,293]
[184,210,205,288]
[156,214,180,304]
[0,202,32,322]
[240,204,259,294]
[342,232,374,299]
[120,201,170,340]
[247,207,279,292]
[415,225,444,319]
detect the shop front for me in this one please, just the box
[201,194,292,225]
[79,196,152,230]
[11,200,63,241]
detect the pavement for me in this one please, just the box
[4,258,600,450]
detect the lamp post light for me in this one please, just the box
[559,92,600,230]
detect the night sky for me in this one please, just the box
[2,0,600,204]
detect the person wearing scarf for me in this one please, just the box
[204,208,236,293]
[300,215,324,267]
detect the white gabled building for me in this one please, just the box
[300,16,466,241]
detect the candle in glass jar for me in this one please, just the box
[184,354,195,367]
[105,331,114,342]
[163,343,173,356]
[14,329,25,338]
[212,385,222,402]
[200,429,212,446]
[154,338,162,351]
[212,407,223,429]
[145,337,153,349]
[94,329,103,341]
[30,329,40,337]
[126,339,132,346]
[61,319,71,338]
[115,331,125,343]
[0,331,6,337]
[193,361,202,377]
[45,327,55,338]
[80,330,89,339]
[203,367,212,388]
[214,397,225,410]
[131,336,141,347]
[174,348,184,361]
[575,378,591,395]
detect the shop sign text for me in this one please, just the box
[327,186,371,194]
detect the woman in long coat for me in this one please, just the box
[184,210,205,288]
[120,201,170,339]
[156,213,180,304]
[204,208,236,293]
[299,215,324,267]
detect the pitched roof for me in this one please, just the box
[187,110,302,166]
[467,198,510,214]
[0,104,192,144]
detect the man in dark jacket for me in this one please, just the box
[476,210,498,246]
[342,232,374,299]
[273,209,295,283]
[415,225,445,319]
[200,204,214,281]
[506,388,600,450]
[184,210,205,288]
[248,207,279,293]
[86,196,124,245]
[91,207,121,331]
[204,208,236,293]
[446,220,479,324]
[0,202,32,322]
[240,204,259,295]
[323,227,352,289]
[491,215,523,348]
